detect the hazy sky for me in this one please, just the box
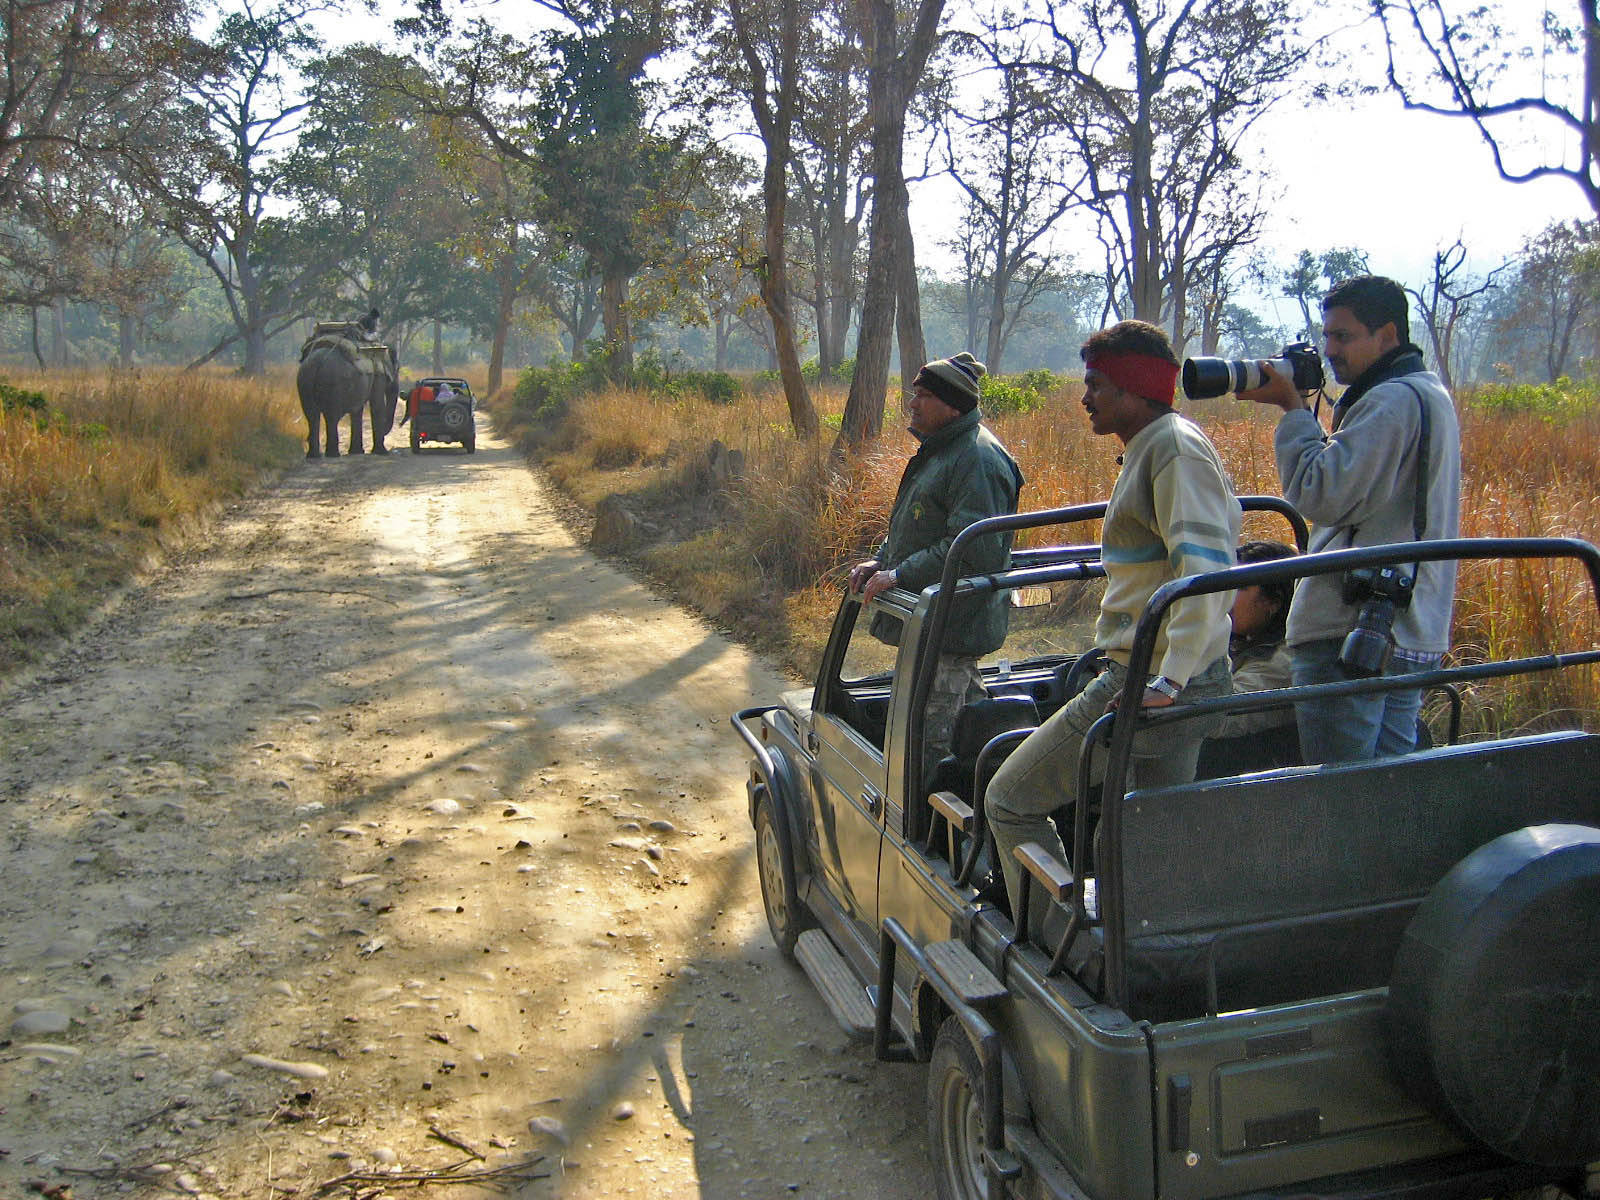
[914,4,1588,318]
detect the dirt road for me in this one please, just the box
[0,415,930,1199]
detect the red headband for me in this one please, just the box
[1085,351,1178,406]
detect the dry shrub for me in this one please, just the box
[728,436,841,592]
[0,368,301,666]
[1449,410,1600,731]
[571,386,671,467]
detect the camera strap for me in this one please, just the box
[1398,381,1430,550]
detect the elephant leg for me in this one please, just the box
[350,408,366,455]
[325,412,340,457]
[305,414,321,459]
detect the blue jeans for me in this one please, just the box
[1290,637,1439,764]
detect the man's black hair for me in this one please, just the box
[1323,275,1410,344]
[1079,320,1179,367]
[1237,539,1297,644]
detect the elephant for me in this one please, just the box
[296,323,400,459]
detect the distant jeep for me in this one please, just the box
[733,497,1600,1200]
[406,377,476,454]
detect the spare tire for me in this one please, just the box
[438,403,469,433]
[1387,823,1600,1167]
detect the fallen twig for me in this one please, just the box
[313,1156,549,1195]
[223,587,398,606]
[124,1096,189,1131]
[426,1125,484,1160]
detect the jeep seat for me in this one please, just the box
[928,694,1039,805]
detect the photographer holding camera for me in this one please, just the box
[1240,274,1460,764]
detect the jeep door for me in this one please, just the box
[807,598,900,938]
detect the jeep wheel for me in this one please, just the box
[1388,824,1600,1167]
[438,403,469,434]
[409,423,419,454]
[929,1017,988,1200]
[464,426,476,453]
[754,793,810,959]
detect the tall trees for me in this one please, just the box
[1282,246,1370,340]
[723,0,819,438]
[397,5,694,372]
[790,0,871,380]
[1496,219,1600,380]
[285,46,485,347]
[1405,239,1505,391]
[938,20,1085,371]
[1375,1,1600,217]
[1037,0,1297,336]
[130,0,329,373]
[0,0,191,213]
[838,0,946,447]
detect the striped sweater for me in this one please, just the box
[1095,411,1239,685]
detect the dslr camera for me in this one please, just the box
[1338,565,1415,677]
[1182,341,1324,400]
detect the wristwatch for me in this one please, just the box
[1147,675,1182,699]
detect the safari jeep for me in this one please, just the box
[732,500,1600,1200]
[407,376,476,454]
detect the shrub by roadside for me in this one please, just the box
[0,369,303,670]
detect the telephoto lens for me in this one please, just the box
[1181,342,1324,400]
[1339,597,1398,677]
[1182,358,1264,398]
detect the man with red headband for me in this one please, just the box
[985,321,1238,929]
[849,351,1024,786]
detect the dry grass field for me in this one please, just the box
[493,375,1600,737]
[6,363,1594,734]
[0,367,303,667]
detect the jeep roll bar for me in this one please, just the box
[1096,535,1600,1012]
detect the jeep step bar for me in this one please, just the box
[795,929,875,1041]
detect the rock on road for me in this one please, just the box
[0,414,930,1198]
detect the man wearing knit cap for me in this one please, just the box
[985,321,1238,931]
[848,351,1024,787]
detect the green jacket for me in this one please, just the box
[871,409,1024,656]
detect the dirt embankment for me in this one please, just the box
[0,417,929,1198]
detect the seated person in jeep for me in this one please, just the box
[1196,540,1299,776]
[1216,539,1296,738]
[401,381,434,426]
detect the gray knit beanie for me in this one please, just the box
[914,351,986,414]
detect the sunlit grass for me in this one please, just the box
[0,367,302,668]
[503,373,1600,735]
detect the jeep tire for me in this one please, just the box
[409,423,419,454]
[929,1017,988,1200]
[1388,823,1600,1167]
[438,403,469,435]
[754,792,811,959]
